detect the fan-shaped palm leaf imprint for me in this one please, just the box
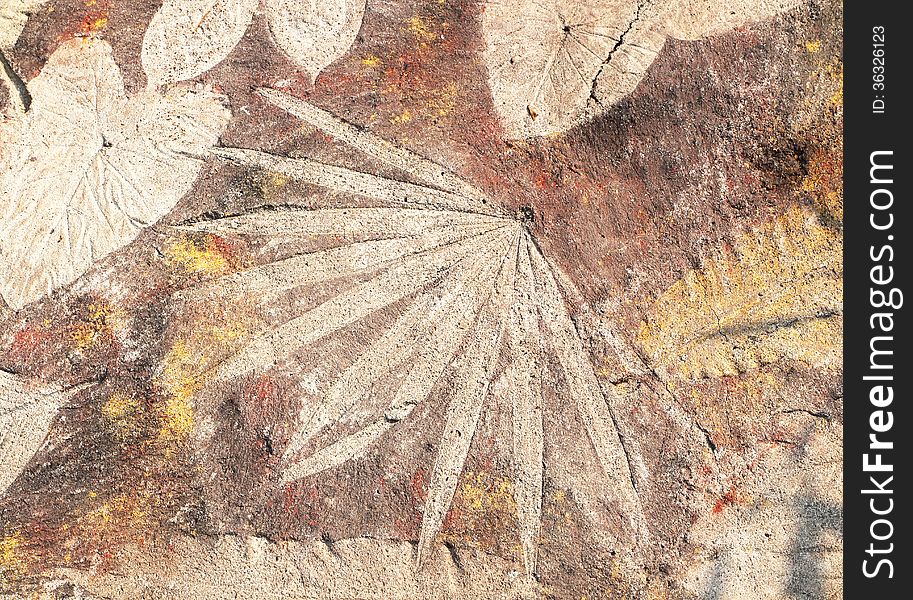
[177,88,646,574]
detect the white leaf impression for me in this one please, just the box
[179,89,648,574]
[141,0,367,86]
[482,0,801,138]
[0,370,89,496]
[0,0,48,50]
[0,0,48,113]
[142,0,259,87]
[0,39,230,310]
[266,0,368,82]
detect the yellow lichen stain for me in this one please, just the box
[83,492,151,531]
[807,57,843,110]
[805,40,821,53]
[405,15,437,42]
[828,62,844,108]
[69,300,123,353]
[70,324,96,351]
[362,54,382,68]
[0,533,26,577]
[156,340,199,443]
[424,82,458,118]
[101,391,142,439]
[637,207,842,379]
[161,395,194,441]
[166,234,232,276]
[66,488,168,560]
[458,471,516,513]
[260,171,290,204]
[209,323,248,343]
[442,471,519,554]
[78,8,109,37]
[87,16,108,31]
[388,81,459,127]
[154,325,248,445]
[102,392,138,421]
[390,109,413,125]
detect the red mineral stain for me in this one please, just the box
[11,325,46,356]
[712,485,739,514]
[282,484,302,518]
[535,170,559,191]
[208,234,240,267]
[253,374,274,403]
[410,468,427,501]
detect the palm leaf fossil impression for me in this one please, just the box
[176,89,646,573]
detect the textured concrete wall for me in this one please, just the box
[1,1,842,598]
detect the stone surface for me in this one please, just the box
[1,1,842,598]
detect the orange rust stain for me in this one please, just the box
[194,9,213,32]
[317,70,367,95]
[79,11,109,35]
[712,485,739,514]
[534,170,559,191]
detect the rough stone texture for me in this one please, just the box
[1,1,842,598]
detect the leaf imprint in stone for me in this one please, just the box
[0,0,49,49]
[482,0,802,138]
[265,0,367,82]
[0,38,230,309]
[175,89,647,573]
[141,0,259,86]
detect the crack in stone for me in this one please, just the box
[704,309,841,342]
[781,408,832,420]
[587,0,651,105]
